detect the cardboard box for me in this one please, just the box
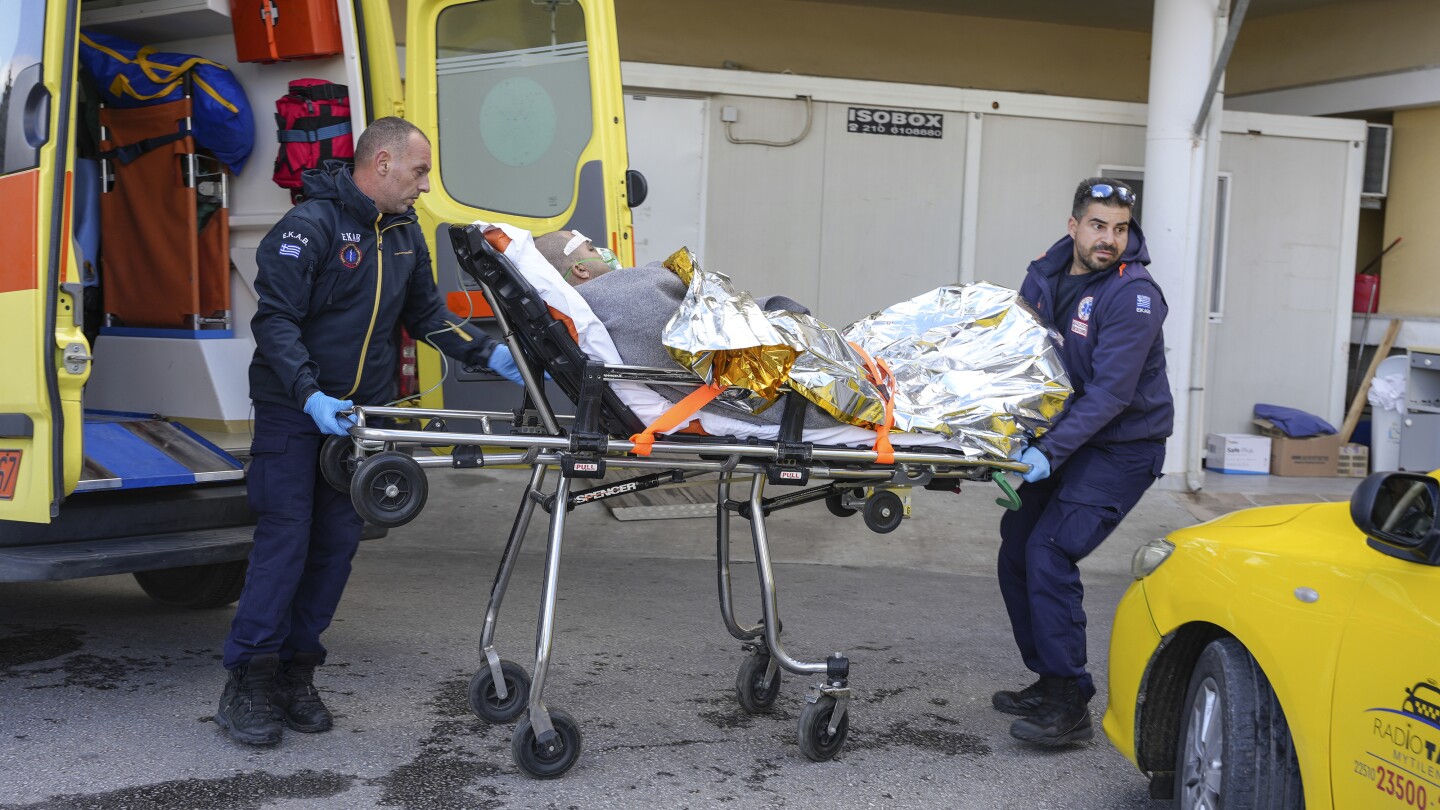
[1338,443,1369,478]
[1253,419,1341,477]
[1205,433,1271,474]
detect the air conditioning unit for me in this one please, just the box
[1363,123,1392,201]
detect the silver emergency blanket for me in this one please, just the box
[842,283,1071,458]
[661,247,1070,459]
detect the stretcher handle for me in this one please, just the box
[992,470,1022,512]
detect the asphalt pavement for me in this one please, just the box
[0,467,1351,809]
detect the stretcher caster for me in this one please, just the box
[797,695,849,762]
[320,435,362,493]
[735,653,781,713]
[825,488,860,517]
[863,490,904,534]
[350,451,428,528]
[468,660,530,723]
[512,708,583,779]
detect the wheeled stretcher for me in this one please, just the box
[334,224,1028,777]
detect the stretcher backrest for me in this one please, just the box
[447,224,647,437]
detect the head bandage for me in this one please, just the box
[563,231,591,256]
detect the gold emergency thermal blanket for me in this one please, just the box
[841,284,1071,458]
[660,247,1070,458]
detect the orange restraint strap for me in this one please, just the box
[630,383,724,456]
[849,343,897,465]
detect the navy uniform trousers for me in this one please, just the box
[222,402,364,670]
[998,440,1164,700]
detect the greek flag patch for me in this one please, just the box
[278,243,303,259]
[1136,294,1152,314]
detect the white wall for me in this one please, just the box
[622,63,1364,465]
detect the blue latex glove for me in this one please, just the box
[1020,446,1051,483]
[304,391,356,436]
[485,345,526,385]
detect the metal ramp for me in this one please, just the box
[78,411,245,492]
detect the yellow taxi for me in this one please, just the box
[1104,471,1440,809]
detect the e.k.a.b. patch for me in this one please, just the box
[339,242,363,269]
[1136,294,1152,314]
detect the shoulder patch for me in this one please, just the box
[1136,293,1152,314]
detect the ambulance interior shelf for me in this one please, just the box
[79,0,234,45]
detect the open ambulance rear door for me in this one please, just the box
[0,0,87,524]
[398,0,640,414]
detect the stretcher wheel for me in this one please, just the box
[350,451,428,528]
[512,708,583,779]
[469,660,530,723]
[863,491,904,534]
[320,435,362,493]
[797,695,849,762]
[825,489,858,517]
[735,653,781,714]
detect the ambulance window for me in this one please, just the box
[0,0,48,175]
[434,0,592,218]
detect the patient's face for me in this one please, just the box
[564,233,615,284]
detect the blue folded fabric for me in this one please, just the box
[1254,404,1337,438]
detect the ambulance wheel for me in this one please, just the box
[735,653,781,714]
[469,660,530,723]
[825,488,858,517]
[863,491,904,534]
[320,435,361,493]
[797,695,849,762]
[350,451,428,528]
[512,708,583,779]
[134,560,247,609]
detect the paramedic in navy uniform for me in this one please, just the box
[992,177,1173,747]
[214,117,525,746]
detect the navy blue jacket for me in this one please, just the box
[248,165,497,408]
[1020,221,1174,471]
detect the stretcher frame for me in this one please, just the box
[340,224,1026,777]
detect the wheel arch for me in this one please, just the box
[1135,621,1229,776]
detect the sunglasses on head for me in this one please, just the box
[1086,183,1137,205]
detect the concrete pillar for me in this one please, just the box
[1142,0,1226,491]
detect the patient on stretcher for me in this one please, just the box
[518,228,1068,458]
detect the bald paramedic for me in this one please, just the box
[215,117,523,746]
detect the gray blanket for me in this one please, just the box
[575,265,841,429]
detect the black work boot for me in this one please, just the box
[271,652,333,733]
[992,676,1052,716]
[215,654,283,745]
[1009,676,1094,746]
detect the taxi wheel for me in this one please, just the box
[1174,638,1303,810]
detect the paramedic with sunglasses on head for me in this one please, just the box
[215,117,525,746]
[992,177,1173,747]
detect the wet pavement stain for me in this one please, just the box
[20,653,166,691]
[365,676,508,810]
[863,686,907,704]
[848,718,991,757]
[0,626,85,671]
[0,769,354,810]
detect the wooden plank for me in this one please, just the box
[1341,318,1402,444]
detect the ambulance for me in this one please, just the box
[0,0,642,605]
